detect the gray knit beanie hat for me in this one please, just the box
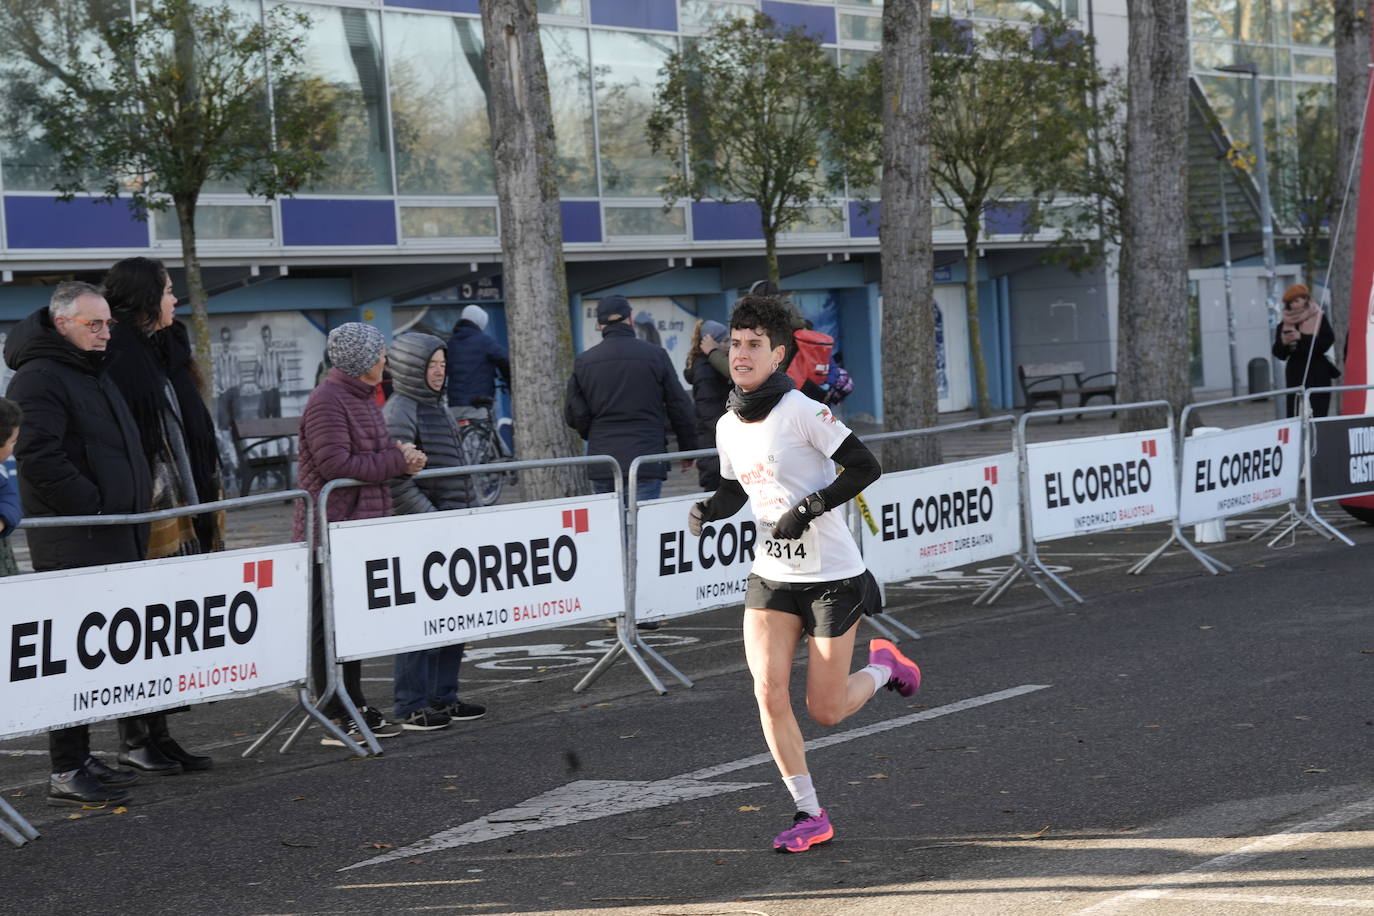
[327,322,387,377]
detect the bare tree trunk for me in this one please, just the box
[1331,0,1372,352]
[963,227,991,419]
[1118,0,1191,431]
[174,195,214,413]
[877,0,938,469]
[481,0,585,499]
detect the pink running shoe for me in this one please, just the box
[869,638,922,697]
[773,809,834,853]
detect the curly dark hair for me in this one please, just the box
[0,397,21,444]
[729,294,792,351]
[101,257,168,331]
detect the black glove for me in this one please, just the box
[687,501,707,537]
[771,492,825,540]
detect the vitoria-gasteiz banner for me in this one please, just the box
[0,545,308,737]
[327,494,624,661]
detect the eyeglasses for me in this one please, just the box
[62,316,118,332]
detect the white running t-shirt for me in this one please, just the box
[716,390,865,583]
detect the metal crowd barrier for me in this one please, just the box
[1018,400,1176,604]
[0,491,322,846]
[1135,388,1304,575]
[306,455,622,755]
[859,416,1029,612]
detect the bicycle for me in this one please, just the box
[455,397,512,506]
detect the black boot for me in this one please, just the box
[149,712,213,771]
[116,716,182,775]
[48,767,131,807]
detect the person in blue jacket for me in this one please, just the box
[445,305,510,423]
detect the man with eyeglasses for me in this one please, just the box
[3,280,152,807]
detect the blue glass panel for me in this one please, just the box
[760,2,836,44]
[4,196,149,249]
[848,201,879,238]
[691,201,763,241]
[281,199,398,245]
[561,200,603,243]
[589,0,676,31]
[383,0,479,12]
[985,201,1032,235]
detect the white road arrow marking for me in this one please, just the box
[344,683,1050,870]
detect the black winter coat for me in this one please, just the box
[564,323,697,482]
[383,332,472,514]
[2,307,151,570]
[684,355,730,441]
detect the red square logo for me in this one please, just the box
[243,561,255,584]
[1141,440,1157,458]
[1278,428,1290,444]
[984,465,999,485]
[562,508,589,534]
[257,560,274,589]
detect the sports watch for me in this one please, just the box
[797,492,826,518]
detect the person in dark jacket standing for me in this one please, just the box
[296,322,426,745]
[102,256,218,775]
[684,319,731,491]
[446,305,510,422]
[1272,283,1339,417]
[564,294,697,501]
[381,331,488,731]
[3,281,147,806]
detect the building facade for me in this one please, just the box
[0,0,1340,425]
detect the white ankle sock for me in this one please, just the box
[783,773,821,817]
[860,662,892,697]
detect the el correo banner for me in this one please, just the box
[635,493,755,623]
[858,453,1021,582]
[1177,420,1301,524]
[327,494,624,661]
[0,545,308,739]
[1026,429,1177,541]
[1309,415,1374,500]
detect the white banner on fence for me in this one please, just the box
[858,453,1021,582]
[634,493,756,623]
[328,494,624,661]
[1026,429,1177,541]
[1178,419,1301,525]
[0,544,308,738]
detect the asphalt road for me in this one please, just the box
[1,510,1371,916]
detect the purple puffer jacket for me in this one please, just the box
[293,368,409,542]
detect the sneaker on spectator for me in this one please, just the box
[773,809,834,853]
[443,701,486,721]
[359,706,402,738]
[400,707,451,731]
[320,720,362,748]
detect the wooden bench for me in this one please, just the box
[229,416,301,496]
[1017,362,1117,420]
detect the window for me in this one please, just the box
[386,12,493,196]
[277,4,393,195]
[154,205,274,242]
[604,205,686,236]
[400,205,497,239]
[544,26,599,195]
[591,29,677,197]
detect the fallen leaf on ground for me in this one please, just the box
[67,814,81,820]
[1304,768,1328,774]
[866,773,889,780]
[737,804,762,812]
[367,843,394,849]
[1020,825,1051,839]
[1199,625,1214,630]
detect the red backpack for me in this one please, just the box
[786,329,834,388]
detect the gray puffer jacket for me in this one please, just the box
[382,332,471,514]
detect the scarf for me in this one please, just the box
[726,370,795,422]
[1281,301,1322,336]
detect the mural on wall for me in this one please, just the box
[210,313,325,477]
[581,296,698,387]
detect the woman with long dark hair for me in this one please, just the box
[102,256,220,774]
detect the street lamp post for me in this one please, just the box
[1217,62,1283,417]
[1218,155,1241,397]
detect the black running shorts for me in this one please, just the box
[745,572,874,638]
